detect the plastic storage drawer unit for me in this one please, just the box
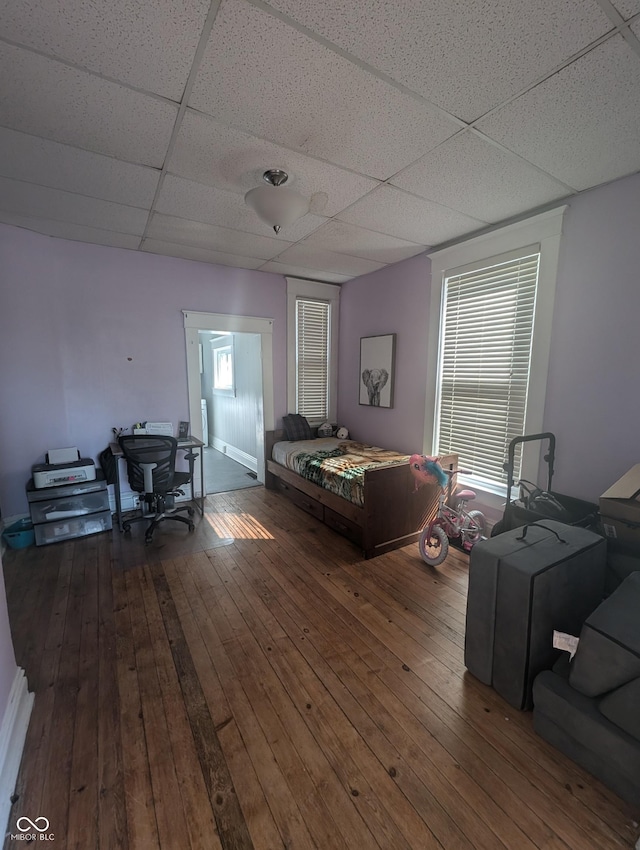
[27,471,112,545]
[34,512,112,546]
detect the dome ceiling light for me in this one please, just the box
[244,169,310,234]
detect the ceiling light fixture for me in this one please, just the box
[244,169,310,234]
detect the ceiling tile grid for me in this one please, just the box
[261,0,613,121]
[0,211,142,249]
[142,238,268,269]
[475,35,640,190]
[390,130,571,222]
[300,219,425,265]
[1,0,640,280]
[0,0,211,99]
[188,0,461,179]
[155,174,327,242]
[0,127,161,208]
[274,243,386,277]
[0,176,149,235]
[337,184,488,245]
[0,42,178,166]
[147,212,292,260]
[257,260,351,284]
[168,109,379,216]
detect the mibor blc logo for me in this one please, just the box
[11,816,55,841]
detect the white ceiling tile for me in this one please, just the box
[169,109,379,216]
[189,0,459,178]
[391,131,571,222]
[142,239,266,269]
[476,36,640,191]
[301,220,425,264]
[262,0,612,121]
[337,184,486,245]
[258,261,350,284]
[0,177,148,235]
[0,127,161,207]
[147,213,291,260]
[0,0,210,100]
[0,212,141,249]
[156,174,327,241]
[613,0,640,17]
[0,43,177,166]
[275,244,385,277]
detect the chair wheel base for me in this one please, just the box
[187,507,195,517]
[123,523,131,533]
[188,523,195,532]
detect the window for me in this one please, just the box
[435,250,540,490]
[287,278,340,424]
[425,207,566,498]
[211,337,235,396]
[296,298,330,420]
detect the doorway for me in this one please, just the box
[183,311,275,500]
[199,329,262,496]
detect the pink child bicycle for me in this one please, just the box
[410,455,487,566]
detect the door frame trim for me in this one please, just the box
[183,310,274,486]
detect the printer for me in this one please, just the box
[32,447,96,489]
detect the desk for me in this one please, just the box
[109,436,205,532]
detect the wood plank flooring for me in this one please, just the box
[2,486,638,850]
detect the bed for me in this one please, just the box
[265,429,457,559]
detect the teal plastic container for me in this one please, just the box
[2,518,35,549]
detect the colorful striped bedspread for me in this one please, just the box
[271,438,410,508]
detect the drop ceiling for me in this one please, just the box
[1,0,640,283]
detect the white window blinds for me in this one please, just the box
[435,250,541,490]
[296,298,330,421]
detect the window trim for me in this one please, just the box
[287,277,340,424]
[424,206,567,503]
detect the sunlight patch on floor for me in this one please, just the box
[205,511,275,540]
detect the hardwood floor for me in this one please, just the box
[2,487,638,850]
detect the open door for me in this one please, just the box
[183,311,274,495]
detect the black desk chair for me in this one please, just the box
[118,435,196,543]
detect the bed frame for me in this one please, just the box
[265,429,457,559]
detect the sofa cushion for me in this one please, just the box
[570,572,640,697]
[599,677,640,741]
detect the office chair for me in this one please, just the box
[118,435,196,543]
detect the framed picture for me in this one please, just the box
[178,420,190,439]
[359,333,396,408]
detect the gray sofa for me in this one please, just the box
[533,571,640,806]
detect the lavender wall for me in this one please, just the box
[2,170,639,517]
[338,252,432,453]
[0,225,287,518]
[338,171,640,504]
[541,172,640,501]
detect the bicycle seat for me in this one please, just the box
[456,489,476,501]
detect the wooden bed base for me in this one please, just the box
[265,430,457,559]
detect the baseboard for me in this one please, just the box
[210,438,257,474]
[0,669,34,837]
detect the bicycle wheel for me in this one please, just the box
[462,510,486,545]
[418,525,449,566]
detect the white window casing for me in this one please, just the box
[287,278,340,424]
[425,207,567,504]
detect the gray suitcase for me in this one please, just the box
[464,520,607,709]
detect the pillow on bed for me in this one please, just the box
[282,414,313,441]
